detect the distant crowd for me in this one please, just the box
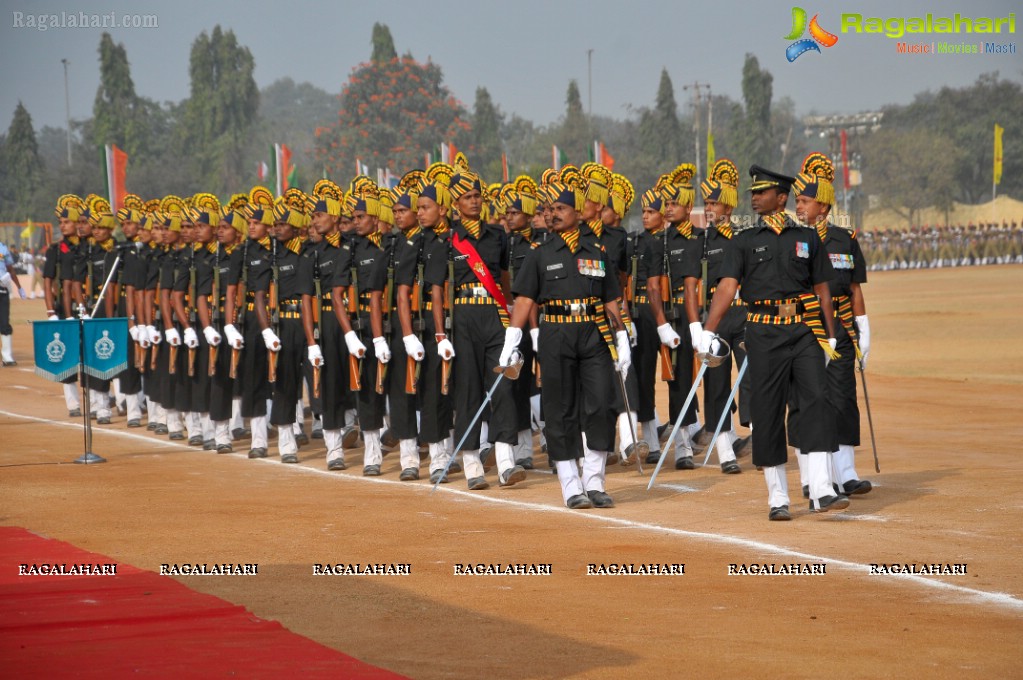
[858,222,1023,271]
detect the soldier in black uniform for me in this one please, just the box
[334,188,390,475]
[789,153,873,497]
[170,209,203,444]
[701,165,846,521]
[690,159,750,469]
[114,198,146,427]
[185,195,222,449]
[141,209,168,433]
[73,201,114,423]
[504,180,630,509]
[425,159,525,490]
[44,195,85,416]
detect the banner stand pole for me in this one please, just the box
[74,306,105,464]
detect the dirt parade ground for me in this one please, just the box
[1,265,1021,678]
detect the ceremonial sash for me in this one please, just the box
[450,231,509,328]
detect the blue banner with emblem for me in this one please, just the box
[33,319,81,382]
[82,318,129,380]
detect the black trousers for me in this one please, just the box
[510,332,535,432]
[189,333,211,414]
[319,315,352,430]
[239,312,270,418]
[451,303,517,450]
[632,302,659,422]
[702,304,751,430]
[269,318,305,426]
[666,316,699,428]
[417,309,452,444]
[0,289,11,334]
[787,319,860,449]
[748,323,836,467]
[387,328,418,440]
[538,321,617,460]
[172,329,192,414]
[353,314,386,431]
[208,322,234,422]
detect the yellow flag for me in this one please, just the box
[994,124,1003,186]
[706,132,716,173]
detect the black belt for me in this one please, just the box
[748,301,806,317]
[279,301,302,312]
[455,286,492,300]
[544,303,597,316]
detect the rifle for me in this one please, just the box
[187,245,197,377]
[150,281,160,370]
[230,239,249,379]
[312,247,322,398]
[441,237,454,395]
[660,227,675,381]
[209,244,220,377]
[348,254,362,391]
[268,238,279,383]
[405,240,425,395]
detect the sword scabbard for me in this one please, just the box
[268,351,278,383]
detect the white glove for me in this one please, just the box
[147,325,161,345]
[261,327,281,352]
[373,336,391,364]
[657,323,681,348]
[825,337,837,368]
[499,327,523,367]
[628,321,638,347]
[203,326,222,346]
[80,312,91,320]
[403,334,425,361]
[437,338,455,360]
[165,328,181,346]
[855,315,870,368]
[183,327,199,349]
[307,344,324,367]
[344,330,366,358]
[139,333,151,349]
[18,288,26,300]
[224,324,243,350]
[0,272,10,287]
[129,325,140,342]
[697,330,720,356]
[530,327,540,353]
[615,330,632,375]
[688,322,704,348]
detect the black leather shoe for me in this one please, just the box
[657,424,670,444]
[188,435,203,446]
[127,419,142,428]
[232,427,250,440]
[606,451,620,466]
[586,490,615,508]
[216,444,233,454]
[69,408,83,418]
[467,476,489,491]
[380,429,399,449]
[399,467,419,481]
[843,479,872,495]
[645,450,662,465]
[809,495,851,513]
[448,460,462,474]
[311,426,323,440]
[732,436,752,459]
[566,494,592,510]
[155,424,169,435]
[516,457,534,470]
[721,460,742,474]
[146,420,159,431]
[296,432,309,446]
[675,456,695,470]
[97,416,111,425]
[429,469,448,484]
[169,431,185,441]
[363,464,381,476]
[693,427,711,446]
[327,458,347,471]
[802,485,810,499]
[499,465,527,487]
[769,505,792,521]
[248,447,268,459]
[479,447,493,470]
[341,426,360,449]
[281,453,299,464]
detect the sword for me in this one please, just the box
[614,368,645,471]
[700,356,748,467]
[431,357,523,493]
[858,360,881,473]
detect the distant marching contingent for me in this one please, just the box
[34,151,884,520]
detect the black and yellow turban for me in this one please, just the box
[503,175,539,216]
[641,187,666,214]
[793,152,836,207]
[160,195,186,232]
[661,163,696,206]
[246,186,276,226]
[547,181,584,212]
[701,159,739,208]
[190,193,221,226]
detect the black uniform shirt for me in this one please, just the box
[143,244,162,291]
[703,225,740,287]
[647,223,702,291]
[391,228,424,289]
[244,238,273,294]
[423,221,508,288]
[275,238,314,301]
[195,243,219,297]
[822,224,867,298]
[509,229,540,287]
[581,222,628,277]
[121,242,147,290]
[720,215,835,302]
[171,245,198,294]
[513,231,621,304]
[333,234,386,297]
[633,230,660,293]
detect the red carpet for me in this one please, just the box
[0,527,407,679]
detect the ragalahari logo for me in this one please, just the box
[785,7,839,61]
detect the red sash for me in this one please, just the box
[451,231,509,314]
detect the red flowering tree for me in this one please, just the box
[315,28,472,180]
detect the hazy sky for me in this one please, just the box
[1,0,1019,134]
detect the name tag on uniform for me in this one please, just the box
[795,242,809,259]
[280,264,294,272]
[670,248,685,255]
[578,259,605,277]
[454,254,468,262]
[829,253,854,270]
[546,263,563,271]
[707,248,724,256]
[359,258,375,266]
[321,259,334,269]
[251,259,263,265]
[753,246,768,254]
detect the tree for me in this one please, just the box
[638,69,686,172]
[472,87,504,180]
[182,26,259,194]
[3,103,43,219]
[555,80,590,163]
[315,26,471,182]
[371,23,397,64]
[92,33,148,157]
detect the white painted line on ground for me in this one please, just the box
[3,407,1020,613]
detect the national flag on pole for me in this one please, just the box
[103,144,128,210]
[994,124,1004,186]
[501,153,509,182]
[376,168,386,187]
[449,141,459,163]
[706,133,715,174]
[840,130,850,190]
[600,142,615,171]
[384,168,399,188]
[424,152,431,168]
[440,143,450,164]
[552,145,568,171]
[274,143,294,196]
[257,161,269,182]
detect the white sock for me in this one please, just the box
[185,412,201,438]
[428,442,451,473]
[834,444,859,484]
[807,451,834,501]
[90,390,111,418]
[461,448,484,479]
[399,439,419,470]
[214,421,231,447]
[515,429,532,461]
[479,421,490,448]
[617,412,636,450]
[674,427,693,461]
[363,429,383,466]
[794,448,807,487]
[581,445,608,493]
[278,427,297,455]
[64,383,81,410]
[641,417,660,453]
[201,414,214,441]
[324,429,343,463]
[166,409,183,433]
[126,393,141,422]
[250,415,268,449]
[494,441,515,475]
[716,430,736,463]
[556,460,585,503]
[762,464,790,508]
[230,398,243,431]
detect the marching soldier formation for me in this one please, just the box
[38,151,886,520]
